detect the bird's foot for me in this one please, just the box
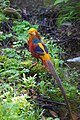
[30,62,38,69]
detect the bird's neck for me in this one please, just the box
[28,35,36,46]
[29,33,41,40]
[28,34,41,46]
[30,35,36,39]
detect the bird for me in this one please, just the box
[28,28,73,120]
[28,28,53,69]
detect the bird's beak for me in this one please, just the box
[28,31,36,36]
[32,31,36,35]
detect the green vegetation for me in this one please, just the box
[54,0,80,26]
[0,0,80,120]
[42,0,80,27]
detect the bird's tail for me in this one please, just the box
[43,60,73,120]
[43,60,62,86]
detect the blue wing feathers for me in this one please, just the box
[32,38,41,44]
[34,46,44,55]
[32,37,48,55]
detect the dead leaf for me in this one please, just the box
[41,115,46,120]
[49,110,58,118]
[71,113,79,120]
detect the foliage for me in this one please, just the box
[2,48,21,59]
[0,96,42,120]
[54,0,69,5]
[22,73,36,89]
[0,25,79,119]
[54,0,80,26]
[45,40,64,69]
[0,0,10,9]
[0,0,10,22]
[0,12,9,23]
[12,20,39,41]
[0,1,80,119]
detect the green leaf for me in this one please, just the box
[39,81,45,88]
[46,117,54,120]
[31,24,39,29]
[54,0,69,5]
[54,0,65,5]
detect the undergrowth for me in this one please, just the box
[0,1,80,120]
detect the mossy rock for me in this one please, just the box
[3,7,21,19]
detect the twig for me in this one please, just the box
[36,97,66,106]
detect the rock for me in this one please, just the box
[66,57,80,69]
[61,22,72,27]
[0,31,3,35]
[67,57,80,62]
[3,7,21,19]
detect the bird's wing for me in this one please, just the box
[34,45,44,55]
[32,38,48,56]
[34,43,48,56]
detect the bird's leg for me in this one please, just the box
[30,58,39,69]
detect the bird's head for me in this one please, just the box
[28,28,38,36]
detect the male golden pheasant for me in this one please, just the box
[28,28,73,119]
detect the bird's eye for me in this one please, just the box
[32,32,36,35]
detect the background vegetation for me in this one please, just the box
[0,0,80,120]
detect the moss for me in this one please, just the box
[21,60,46,74]
[0,55,8,62]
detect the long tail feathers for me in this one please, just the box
[43,60,73,120]
[43,60,63,86]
